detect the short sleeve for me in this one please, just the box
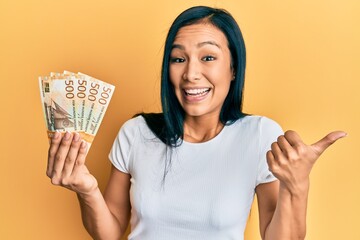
[256,117,284,186]
[108,118,139,173]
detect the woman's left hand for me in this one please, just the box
[266,130,346,194]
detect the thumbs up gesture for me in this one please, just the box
[266,130,347,193]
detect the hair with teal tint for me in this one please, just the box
[136,6,248,178]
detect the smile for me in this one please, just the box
[183,88,211,96]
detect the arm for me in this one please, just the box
[256,180,309,240]
[256,130,346,240]
[47,131,131,240]
[78,167,131,240]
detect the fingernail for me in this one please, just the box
[64,131,71,140]
[81,140,87,148]
[53,131,60,139]
[73,132,80,142]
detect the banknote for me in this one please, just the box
[39,76,54,131]
[39,71,115,145]
[49,73,79,131]
[78,72,115,137]
[63,71,87,131]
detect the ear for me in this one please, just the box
[231,69,236,81]
[230,62,235,81]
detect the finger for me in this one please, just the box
[266,150,276,173]
[47,131,61,178]
[277,135,293,153]
[51,131,73,184]
[61,132,82,179]
[311,131,347,155]
[271,142,285,160]
[284,130,304,147]
[71,140,88,175]
[277,135,302,161]
[266,150,275,162]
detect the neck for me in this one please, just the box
[183,115,224,143]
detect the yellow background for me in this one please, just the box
[0,0,359,239]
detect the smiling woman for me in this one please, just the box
[142,6,248,148]
[45,5,347,240]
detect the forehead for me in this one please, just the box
[173,23,229,47]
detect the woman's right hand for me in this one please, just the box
[46,131,98,196]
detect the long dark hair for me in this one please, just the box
[138,6,247,147]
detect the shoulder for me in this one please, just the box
[121,115,146,130]
[119,115,161,142]
[230,115,282,133]
[120,115,152,136]
[225,115,283,144]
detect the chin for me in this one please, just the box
[183,107,218,118]
[183,108,205,117]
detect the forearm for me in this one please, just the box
[264,181,309,240]
[77,188,123,240]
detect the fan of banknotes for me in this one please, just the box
[39,71,115,145]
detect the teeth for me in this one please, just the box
[184,88,210,95]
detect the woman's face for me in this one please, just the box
[169,23,234,120]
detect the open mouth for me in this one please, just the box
[183,88,211,97]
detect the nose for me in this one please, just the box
[183,58,201,81]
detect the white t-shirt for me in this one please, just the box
[109,115,283,240]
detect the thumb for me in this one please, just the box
[311,131,347,155]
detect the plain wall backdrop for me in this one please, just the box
[0,0,359,239]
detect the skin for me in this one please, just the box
[48,132,130,239]
[169,23,234,142]
[46,23,346,240]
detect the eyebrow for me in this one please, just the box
[172,41,221,50]
[198,41,221,49]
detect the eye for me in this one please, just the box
[202,55,216,61]
[170,57,185,63]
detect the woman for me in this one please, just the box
[47,6,346,240]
